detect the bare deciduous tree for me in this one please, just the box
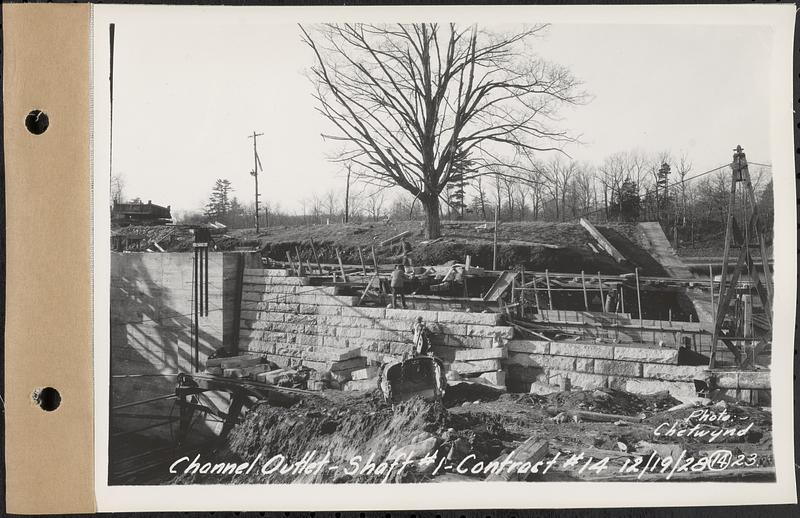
[301,23,585,238]
[111,173,126,204]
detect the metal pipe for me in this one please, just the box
[204,246,209,316]
[193,248,199,371]
[111,418,178,439]
[111,393,176,411]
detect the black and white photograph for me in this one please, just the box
[91,4,796,511]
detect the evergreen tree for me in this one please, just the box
[205,179,234,220]
[447,148,473,220]
[610,178,640,222]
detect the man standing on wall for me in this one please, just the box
[390,264,407,309]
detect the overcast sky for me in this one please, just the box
[98,10,774,215]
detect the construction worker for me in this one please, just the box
[412,316,432,356]
[604,289,618,313]
[390,264,408,309]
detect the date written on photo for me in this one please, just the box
[169,448,762,483]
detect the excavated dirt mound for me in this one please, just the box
[177,392,449,484]
[169,385,773,485]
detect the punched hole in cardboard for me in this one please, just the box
[32,387,61,411]
[25,109,49,135]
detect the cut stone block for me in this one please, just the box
[624,378,697,399]
[730,370,770,390]
[254,276,310,286]
[446,335,495,349]
[713,371,739,390]
[301,359,329,371]
[549,341,615,359]
[507,340,550,355]
[506,353,576,371]
[385,308,438,322]
[301,346,362,363]
[343,378,379,391]
[454,347,507,361]
[241,364,271,377]
[613,344,679,364]
[437,310,501,326]
[450,359,503,374]
[262,354,296,369]
[547,370,608,390]
[339,306,387,319]
[330,356,368,372]
[642,363,706,382]
[350,366,380,381]
[594,359,643,377]
[479,371,506,386]
[240,310,285,322]
[575,357,595,373]
[465,325,514,339]
[207,354,261,369]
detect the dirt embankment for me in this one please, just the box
[113,220,663,275]
[245,221,654,274]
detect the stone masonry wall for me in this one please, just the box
[239,269,511,367]
[506,339,704,399]
[239,269,705,401]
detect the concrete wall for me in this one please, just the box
[109,251,254,445]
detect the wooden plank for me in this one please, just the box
[580,217,625,262]
[308,237,323,274]
[358,247,367,276]
[335,248,348,282]
[379,230,412,247]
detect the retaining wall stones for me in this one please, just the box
[505,339,703,399]
[238,269,510,368]
[238,269,708,400]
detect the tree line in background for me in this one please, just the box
[168,146,772,251]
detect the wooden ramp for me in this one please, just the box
[483,270,517,301]
[637,222,694,279]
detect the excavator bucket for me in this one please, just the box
[379,355,447,404]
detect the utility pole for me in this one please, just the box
[344,163,351,223]
[248,131,264,232]
[493,173,500,270]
